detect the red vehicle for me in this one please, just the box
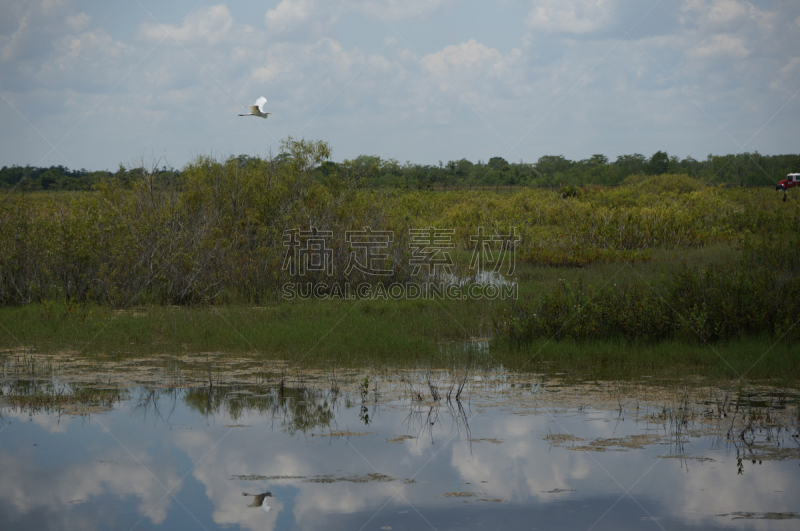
[776,173,800,191]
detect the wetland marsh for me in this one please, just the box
[2,148,799,529]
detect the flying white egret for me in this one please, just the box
[239,97,271,118]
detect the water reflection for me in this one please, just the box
[1,364,799,530]
[181,385,337,435]
[439,269,516,288]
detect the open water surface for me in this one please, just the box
[1,355,799,530]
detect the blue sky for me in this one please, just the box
[1,0,798,171]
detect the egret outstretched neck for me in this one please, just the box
[239,97,271,118]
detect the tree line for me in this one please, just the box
[2,150,798,192]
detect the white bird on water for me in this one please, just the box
[239,97,271,118]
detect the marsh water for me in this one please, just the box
[1,354,799,530]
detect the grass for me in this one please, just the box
[1,239,797,382]
[496,337,800,383]
[0,297,496,365]
[1,291,797,383]
[514,243,740,299]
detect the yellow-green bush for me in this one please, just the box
[1,143,798,306]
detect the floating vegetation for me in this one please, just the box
[545,433,585,445]
[231,473,400,484]
[567,434,665,452]
[386,435,416,443]
[314,431,370,438]
[230,475,306,481]
[0,384,125,414]
[654,454,714,462]
[306,473,394,484]
[0,354,126,413]
[716,512,800,520]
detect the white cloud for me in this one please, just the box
[30,411,74,433]
[0,15,30,62]
[139,4,235,45]
[65,12,90,32]
[681,0,774,31]
[250,38,370,107]
[264,0,453,36]
[34,28,134,88]
[420,39,524,96]
[0,0,75,63]
[422,39,505,76]
[265,0,320,34]
[688,33,749,59]
[359,0,454,22]
[525,0,613,35]
[706,0,748,24]
[780,57,800,77]
[771,56,800,90]
[0,425,182,525]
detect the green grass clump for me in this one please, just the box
[0,297,497,368]
[490,337,799,382]
[499,236,800,346]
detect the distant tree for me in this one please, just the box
[39,168,61,190]
[0,165,29,187]
[613,154,647,177]
[647,151,670,175]
[339,155,379,186]
[455,159,473,179]
[273,153,292,166]
[380,158,401,182]
[534,155,571,178]
[487,156,509,172]
[317,160,338,178]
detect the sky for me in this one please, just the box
[0,0,798,171]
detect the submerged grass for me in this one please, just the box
[0,296,495,366]
[497,337,800,382]
[1,298,797,382]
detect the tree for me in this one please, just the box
[613,154,647,177]
[647,151,670,175]
[340,155,379,185]
[487,156,509,172]
[279,137,332,174]
[589,154,608,166]
[39,168,61,190]
[534,155,571,178]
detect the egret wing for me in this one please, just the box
[255,97,267,113]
